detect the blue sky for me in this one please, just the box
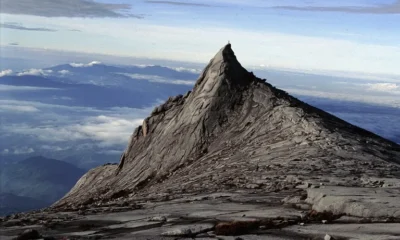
[1,0,400,76]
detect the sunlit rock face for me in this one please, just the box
[54,44,400,209]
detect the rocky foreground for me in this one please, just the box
[2,183,400,239]
[2,44,399,239]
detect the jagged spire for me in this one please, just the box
[193,44,253,96]
[54,44,400,209]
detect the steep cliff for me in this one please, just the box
[54,44,400,208]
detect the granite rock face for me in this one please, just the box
[2,44,400,240]
[54,44,400,209]
[2,190,400,240]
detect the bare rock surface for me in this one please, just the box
[54,44,400,209]
[306,187,400,218]
[1,191,400,239]
[1,44,400,239]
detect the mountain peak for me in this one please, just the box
[54,45,400,209]
[213,43,234,64]
[193,44,253,91]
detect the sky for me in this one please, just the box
[1,0,400,77]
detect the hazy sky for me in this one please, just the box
[1,0,400,76]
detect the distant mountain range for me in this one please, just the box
[46,63,198,83]
[0,193,49,216]
[0,156,85,215]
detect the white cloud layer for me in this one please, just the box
[0,147,35,155]
[173,67,202,74]
[0,104,40,112]
[0,84,59,91]
[71,115,144,146]
[0,69,13,77]
[17,68,53,76]
[10,147,35,155]
[365,83,400,93]
[0,99,103,113]
[4,115,144,147]
[285,88,400,108]
[0,100,154,147]
[69,61,102,67]
[58,70,70,75]
[40,145,70,151]
[120,73,195,85]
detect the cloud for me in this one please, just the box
[120,73,195,85]
[99,149,124,155]
[0,69,13,77]
[0,104,40,112]
[0,22,57,32]
[17,69,53,76]
[173,67,202,74]
[0,85,59,92]
[52,96,73,101]
[274,1,400,14]
[0,100,154,147]
[0,0,141,18]
[0,99,104,113]
[40,145,70,151]
[276,68,400,83]
[365,83,400,93]
[145,1,211,7]
[13,147,35,155]
[133,64,155,68]
[4,115,144,146]
[71,115,144,146]
[69,61,102,67]
[284,88,400,108]
[152,79,195,85]
[58,70,71,75]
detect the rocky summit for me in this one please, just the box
[2,44,400,240]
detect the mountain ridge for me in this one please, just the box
[54,44,400,209]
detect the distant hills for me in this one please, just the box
[46,63,198,82]
[0,193,49,216]
[0,156,86,215]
